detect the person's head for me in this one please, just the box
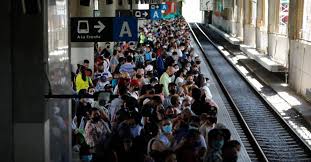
[170,95,180,107]
[97,63,104,71]
[146,46,151,52]
[175,69,183,78]
[208,129,225,150]
[118,85,128,97]
[154,84,164,94]
[150,77,159,86]
[152,95,162,106]
[90,108,101,122]
[181,108,192,122]
[222,140,241,162]
[173,64,180,71]
[182,96,191,108]
[189,116,200,130]
[168,83,177,95]
[185,129,201,145]
[161,119,173,134]
[104,52,110,59]
[191,87,201,100]
[142,122,160,139]
[122,138,133,152]
[85,69,92,77]
[124,96,139,111]
[185,62,191,69]
[83,59,89,68]
[166,66,175,76]
[126,55,133,63]
[200,113,217,126]
[186,74,194,84]
[130,79,140,91]
[118,57,125,64]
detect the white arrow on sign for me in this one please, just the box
[143,11,148,17]
[94,21,105,33]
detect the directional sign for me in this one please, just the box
[150,9,162,20]
[150,4,161,10]
[71,17,113,42]
[133,10,150,19]
[160,4,168,10]
[116,10,150,19]
[113,16,138,41]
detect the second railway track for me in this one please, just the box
[189,23,311,162]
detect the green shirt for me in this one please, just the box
[160,72,171,96]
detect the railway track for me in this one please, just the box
[189,23,311,162]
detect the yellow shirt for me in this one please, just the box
[75,73,92,93]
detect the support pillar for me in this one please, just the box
[70,0,95,72]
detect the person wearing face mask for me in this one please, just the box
[84,108,111,148]
[204,129,225,162]
[160,66,175,96]
[184,62,191,72]
[159,119,174,148]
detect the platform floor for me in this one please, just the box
[192,37,252,162]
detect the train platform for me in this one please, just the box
[192,37,252,162]
[203,24,311,147]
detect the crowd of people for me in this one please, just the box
[71,17,241,162]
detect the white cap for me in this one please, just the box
[145,64,153,72]
[143,98,151,105]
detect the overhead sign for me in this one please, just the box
[133,10,150,19]
[116,10,150,19]
[200,0,213,11]
[71,17,138,42]
[71,17,113,42]
[150,4,161,10]
[150,9,162,20]
[160,4,168,10]
[113,16,138,41]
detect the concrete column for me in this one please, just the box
[10,0,48,161]
[0,0,13,161]
[256,0,268,53]
[70,0,95,72]
[243,0,256,47]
